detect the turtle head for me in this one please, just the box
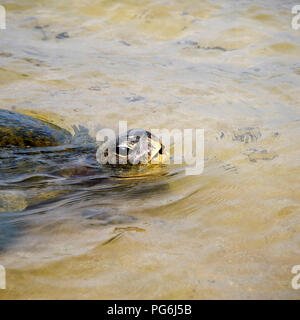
[97,129,169,166]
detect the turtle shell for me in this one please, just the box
[0,109,71,147]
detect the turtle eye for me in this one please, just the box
[116,146,129,157]
[159,144,165,154]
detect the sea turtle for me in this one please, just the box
[0,109,169,212]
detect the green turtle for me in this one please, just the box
[0,109,169,212]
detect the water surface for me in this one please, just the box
[0,0,299,299]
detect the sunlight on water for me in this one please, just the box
[0,0,299,299]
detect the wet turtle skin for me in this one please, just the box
[0,109,72,147]
[97,129,168,166]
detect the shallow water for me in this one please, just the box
[0,0,300,299]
